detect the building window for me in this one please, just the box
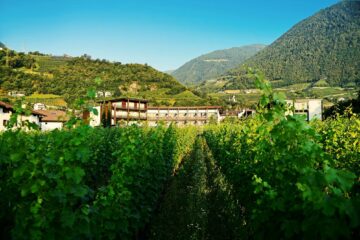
[3,120,9,126]
[295,109,308,113]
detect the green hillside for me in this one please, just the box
[172,44,266,86]
[0,50,204,106]
[223,1,360,90]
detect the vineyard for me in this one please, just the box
[1,79,359,239]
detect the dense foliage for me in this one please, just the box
[0,49,36,70]
[172,45,265,86]
[0,125,197,239]
[38,57,186,102]
[222,1,360,89]
[1,71,359,239]
[150,73,360,239]
[0,50,187,103]
[202,77,360,239]
[324,90,360,118]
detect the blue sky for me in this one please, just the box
[0,0,339,71]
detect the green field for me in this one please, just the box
[33,55,70,72]
[1,98,359,239]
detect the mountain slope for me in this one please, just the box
[172,44,266,85]
[0,50,204,106]
[224,1,360,90]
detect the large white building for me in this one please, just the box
[147,106,222,127]
[286,99,323,121]
[0,101,44,131]
[88,98,222,127]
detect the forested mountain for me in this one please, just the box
[0,42,6,49]
[172,44,266,86]
[222,1,360,90]
[0,49,191,104]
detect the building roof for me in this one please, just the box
[32,110,46,116]
[0,101,13,109]
[97,97,148,103]
[0,101,45,116]
[148,106,222,110]
[286,99,322,102]
[36,110,69,122]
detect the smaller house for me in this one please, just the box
[96,91,112,98]
[8,91,25,97]
[34,103,46,111]
[0,101,44,131]
[238,108,256,118]
[37,110,68,131]
[34,103,47,110]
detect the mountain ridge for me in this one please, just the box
[171,44,266,86]
[221,1,360,90]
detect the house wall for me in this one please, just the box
[22,114,41,126]
[285,99,323,121]
[90,106,101,127]
[0,107,11,131]
[308,100,322,121]
[41,122,63,131]
[34,103,46,110]
[0,107,41,131]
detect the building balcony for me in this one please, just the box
[114,106,147,112]
[147,116,210,121]
[115,115,147,121]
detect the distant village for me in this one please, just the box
[0,95,323,131]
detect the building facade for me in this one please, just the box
[36,110,68,131]
[147,106,222,127]
[0,101,44,131]
[89,99,222,127]
[286,99,323,121]
[90,98,148,127]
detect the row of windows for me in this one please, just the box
[154,120,207,125]
[154,112,210,117]
[117,102,146,109]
